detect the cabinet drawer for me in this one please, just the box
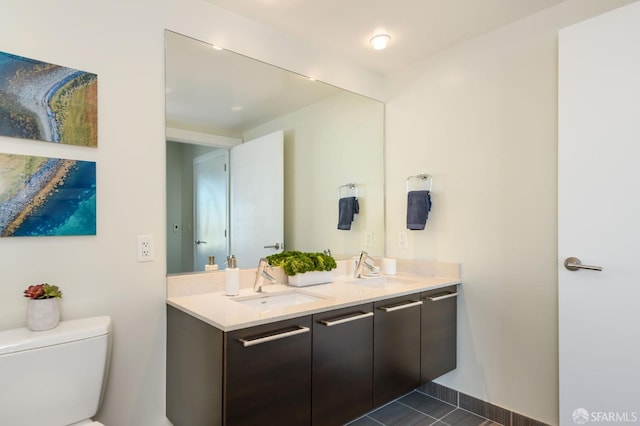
[312,304,374,426]
[225,316,312,425]
[373,294,422,406]
[421,285,457,383]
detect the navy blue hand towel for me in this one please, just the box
[337,196,359,230]
[406,190,431,230]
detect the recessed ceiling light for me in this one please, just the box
[370,34,391,50]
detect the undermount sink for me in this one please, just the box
[232,290,328,311]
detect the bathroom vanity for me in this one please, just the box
[166,267,459,426]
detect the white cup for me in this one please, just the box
[382,258,397,275]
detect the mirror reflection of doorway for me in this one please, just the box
[193,150,229,272]
[166,130,284,274]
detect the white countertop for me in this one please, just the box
[167,272,460,331]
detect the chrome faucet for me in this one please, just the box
[254,257,276,293]
[354,251,379,278]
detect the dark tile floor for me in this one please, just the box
[346,390,502,426]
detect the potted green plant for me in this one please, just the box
[267,251,337,287]
[23,283,63,331]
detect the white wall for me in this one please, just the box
[384,0,636,424]
[0,2,168,425]
[0,1,381,425]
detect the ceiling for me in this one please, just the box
[167,0,567,135]
[203,0,566,76]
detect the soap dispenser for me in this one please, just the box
[225,255,239,296]
[205,256,219,272]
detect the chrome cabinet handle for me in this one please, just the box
[378,300,423,312]
[564,257,603,272]
[195,240,207,245]
[426,292,458,302]
[264,242,282,249]
[237,326,310,347]
[319,311,374,327]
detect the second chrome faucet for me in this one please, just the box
[354,251,379,278]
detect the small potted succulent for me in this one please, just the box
[23,283,63,331]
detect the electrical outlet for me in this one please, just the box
[363,231,373,247]
[399,231,409,248]
[137,234,154,262]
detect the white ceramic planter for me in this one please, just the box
[287,270,333,287]
[26,298,60,331]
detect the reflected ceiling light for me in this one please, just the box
[212,45,223,51]
[231,105,243,111]
[370,33,391,50]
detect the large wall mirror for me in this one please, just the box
[165,30,385,274]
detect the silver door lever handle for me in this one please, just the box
[195,240,208,245]
[264,242,282,249]
[564,257,602,271]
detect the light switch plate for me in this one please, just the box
[399,231,409,248]
[363,231,373,247]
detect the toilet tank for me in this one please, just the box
[0,316,112,426]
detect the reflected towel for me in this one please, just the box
[406,190,431,230]
[337,196,359,230]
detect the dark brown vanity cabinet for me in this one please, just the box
[225,316,313,425]
[166,305,312,426]
[312,303,374,426]
[373,293,423,406]
[420,286,458,383]
[167,284,458,426]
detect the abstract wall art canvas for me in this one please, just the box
[0,153,96,237]
[0,51,97,147]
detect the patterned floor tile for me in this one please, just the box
[399,391,457,419]
[368,401,439,426]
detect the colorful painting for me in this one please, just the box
[0,153,96,237]
[0,51,97,147]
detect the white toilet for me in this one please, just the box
[0,316,112,426]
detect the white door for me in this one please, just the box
[558,3,640,425]
[230,131,284,268]
[194,150,229,271]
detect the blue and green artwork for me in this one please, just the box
[0,153,96,237]
[0,51,97,147]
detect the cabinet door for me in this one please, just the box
[225,316,312,426]
[166,305,224,426]
[421,285,458,383]
[373,294,422,406]
[312,303,374,426]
